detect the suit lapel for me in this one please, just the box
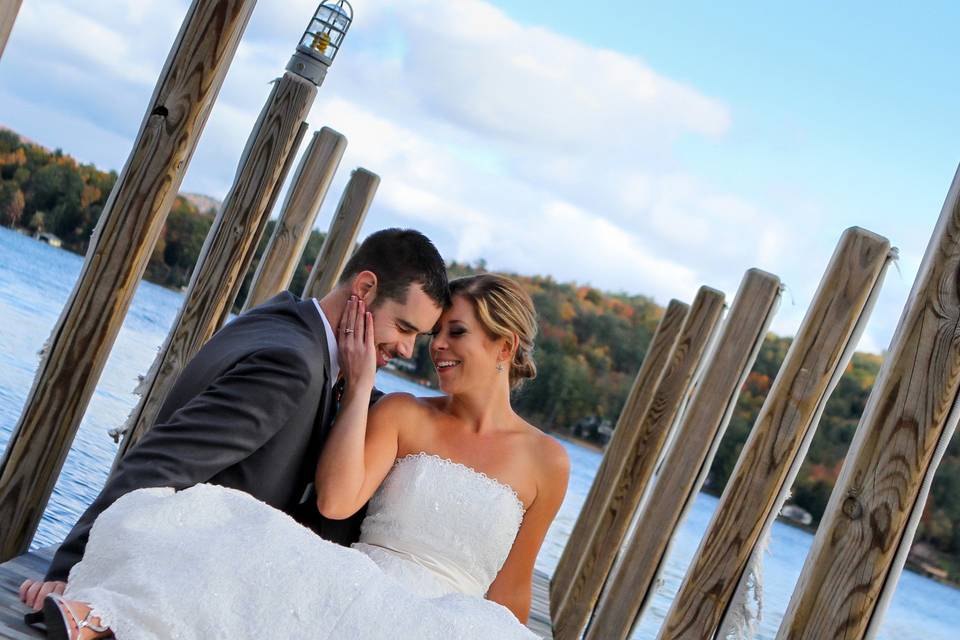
[314,324,337,438]
[289,296,366,544]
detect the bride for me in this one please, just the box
[41,273,570,640]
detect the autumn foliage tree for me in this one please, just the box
[0,128,211,289]
[2,126,958,579]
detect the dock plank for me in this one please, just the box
[530,569,554,638]
[1,547,554,638]
[0,547,52,639]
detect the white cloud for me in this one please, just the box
[1,0,913,353]
[509,200,700,301]
[359,0,730,152]
[16,1,171,87]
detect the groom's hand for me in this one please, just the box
[18,578,65,610]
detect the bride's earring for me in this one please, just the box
[496,362,504,373]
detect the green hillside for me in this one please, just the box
[2,127,958,581]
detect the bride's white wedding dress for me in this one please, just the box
[64,453,539,639]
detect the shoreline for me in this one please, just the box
[551,432,604,453]
[5,229,959,593]
[551,431,960,591]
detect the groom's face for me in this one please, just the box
[368,283,442,367]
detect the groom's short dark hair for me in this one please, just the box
[339,228,450,308]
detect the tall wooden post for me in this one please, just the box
[778,167,960,640]
[658,228,893,640]
[553,287,726,640]
[114,70,321,460]
[550,299,690,616]
[0,0,257,561]
[229,118,310,307]
[302,168,379,299]
[0,0,22,60]
[243,126,347,310]
[585,269,782,640]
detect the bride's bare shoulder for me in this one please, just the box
[518,420,570,490]
[370,392,442,421]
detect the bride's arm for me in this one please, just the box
[313,297,401,520]
[486,437,570,623]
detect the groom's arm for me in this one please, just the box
[44,347,316,583]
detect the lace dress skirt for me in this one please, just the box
[64,484,538,640]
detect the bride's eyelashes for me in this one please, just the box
[428,325,468,339]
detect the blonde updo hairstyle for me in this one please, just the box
[448,274,538,390]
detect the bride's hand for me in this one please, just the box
[338,296,376,392]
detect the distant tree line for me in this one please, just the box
[3,126,958,580]
[0,128,217,290]
[417,265,960,580]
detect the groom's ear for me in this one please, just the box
[350,270,378,305]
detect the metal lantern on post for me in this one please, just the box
[287,0,353,85]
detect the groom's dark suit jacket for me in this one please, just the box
[45,292,367,582]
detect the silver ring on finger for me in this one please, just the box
[344,328,355,334]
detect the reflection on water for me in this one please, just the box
[0,227,956,638]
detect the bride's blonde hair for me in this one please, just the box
[448,274,538,389]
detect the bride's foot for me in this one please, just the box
[42,593,113,639]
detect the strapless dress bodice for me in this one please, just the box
[355,452,525,597]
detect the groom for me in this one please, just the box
[20,227,449,610]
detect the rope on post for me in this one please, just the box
[113,70,319,462]
[586,269,782,640]
[778,166,960,640]
[657,227,893,640]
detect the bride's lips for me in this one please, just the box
[434,359,462,374]
[377,348,393,367]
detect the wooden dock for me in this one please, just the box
[0,547,51,639]
[0,547,554,638]
[529,568,554,638]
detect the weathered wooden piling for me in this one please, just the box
[585,269,782,640]
[230,118,310,309]
[114,69,319,460]
[553,286,726,640]
[658,228,893,640]
[0,0,257,561]
[550,299,689,616]
[243,126,347,310]
[778,167,960,640]
[0,0,22,60]
[244,118,310,298]
[301,168,379,299]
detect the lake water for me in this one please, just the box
[0,226,955,638]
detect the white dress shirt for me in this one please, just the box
[312,298,340,387]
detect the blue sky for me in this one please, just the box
[2,0,958,353]
[492,0,960,249]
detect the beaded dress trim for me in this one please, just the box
[394,452,527,518]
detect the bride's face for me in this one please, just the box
[430,295,508,394]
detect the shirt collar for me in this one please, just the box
[312,298,340,388]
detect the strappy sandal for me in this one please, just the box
[42,593,111,640]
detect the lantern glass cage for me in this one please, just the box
[298,0,353,65]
